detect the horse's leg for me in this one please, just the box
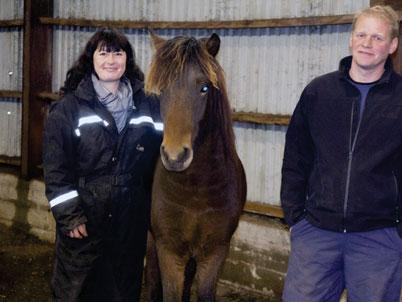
[145,232,163,301]
[157,244,188,302]
[195,245,229,302]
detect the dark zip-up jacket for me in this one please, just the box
[281,56,402,235]
[43,75,162,301]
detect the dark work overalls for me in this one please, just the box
[43,76,162,301]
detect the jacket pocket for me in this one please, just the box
[350,174,399,215]
[307,163,326,207]
[79,184,111,234]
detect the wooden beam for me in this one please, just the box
[37,91,291,126]
[38,13,402,30]
[243,201,284,218]
[37,91,59,102]
[21,0,53,179]
[232,111,290,126]
[0,19,23,28]
[0,90,22,98]
[0,156,21,166]
[39,15,357,30]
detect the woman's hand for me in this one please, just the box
[68,224,88,239]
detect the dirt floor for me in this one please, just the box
[0,224,53,302]
[0,223,272,302]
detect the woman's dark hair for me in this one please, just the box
[60,28,144,94]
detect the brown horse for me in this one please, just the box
[145,32,247,302]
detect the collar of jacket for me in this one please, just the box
[74,75,144,104]
[337,55,394,85]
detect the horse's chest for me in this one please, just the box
[151,165,240,254]
[153,201,232,248]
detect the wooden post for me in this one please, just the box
[21,0,53,178]
[370,1,402,74]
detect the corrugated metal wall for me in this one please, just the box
[0,98,22,157]
[0,0,23,19]
[0,0,23,158]
[53,0,369,20]
[51,0,370,206]
[0,28,23,91]
[53,26,352,114]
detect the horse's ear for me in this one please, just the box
[149,28,166,51]
[205,33,220,57]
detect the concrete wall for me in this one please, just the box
[222,215,289,299]
[0,167,290,299]
[0,167,55,242]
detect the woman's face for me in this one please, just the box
[93,45,127,83]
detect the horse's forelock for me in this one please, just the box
[145,36,221,95]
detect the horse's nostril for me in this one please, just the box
[178,147,190,162]
[160,145,168,160]
[183,147,189,158]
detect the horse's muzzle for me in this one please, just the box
[160,145,193,172]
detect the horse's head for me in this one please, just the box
[146,32,224,172]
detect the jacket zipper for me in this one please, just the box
[393,171,399,202]
[343,100,363,231]
[393,172,400,224]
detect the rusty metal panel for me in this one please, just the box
[0,98,21,157]
[0,14,23,158]
[52,26,351,115]
[0,0,24,19]
[0,0,23,158]
[0,28,23,91]
[53,0,369,20]
[52,26,93,92]
[219,25,351,115]
[234,123,286,206]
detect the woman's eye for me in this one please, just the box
[200,85,209,94]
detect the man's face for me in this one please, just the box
[349,15,398,73]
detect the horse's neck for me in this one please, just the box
[196,102,236,164]
[194,128,230,164]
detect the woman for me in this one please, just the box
[43,28,162,301]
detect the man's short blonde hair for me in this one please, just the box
[352,5,400,39]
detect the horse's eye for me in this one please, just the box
[200,85,209,94]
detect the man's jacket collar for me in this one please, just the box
[338,55,394,85]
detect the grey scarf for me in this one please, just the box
[91,73,133,133]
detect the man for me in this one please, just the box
[281,5,402,302]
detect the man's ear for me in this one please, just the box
[389,37,399,55]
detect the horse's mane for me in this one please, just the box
[145,36,237,160]
[145,36,219,95]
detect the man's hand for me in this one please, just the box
[68,223,88,239]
